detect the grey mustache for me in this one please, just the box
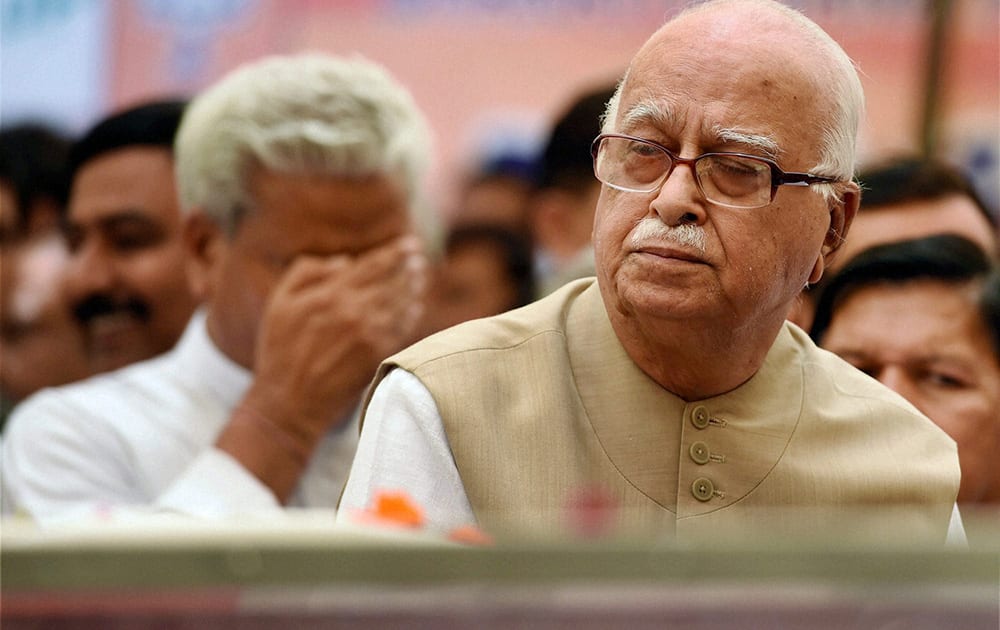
[629,218,707,253]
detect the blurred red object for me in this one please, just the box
[564,484,619,538]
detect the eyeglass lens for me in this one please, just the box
[596,136,774,208]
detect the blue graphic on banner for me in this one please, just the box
[964,143,1000,220]
[2,0,75,40]
[1,0,109,132]
[136,0,258,85]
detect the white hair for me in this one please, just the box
[175,53,433,233]
[603,0,865,204]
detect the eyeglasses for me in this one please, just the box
[591,133,840,210]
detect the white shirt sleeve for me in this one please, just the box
[154,448,282,517]
[1,394,142,520]
[1,388,283,522]
[946,503,968,547]
[337,368,475,531]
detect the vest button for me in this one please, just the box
[691,477,715,502]
[691,405,710,429]
[689,441,710,465]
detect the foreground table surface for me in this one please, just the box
[3,510,998,629]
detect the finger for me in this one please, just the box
[262,237,428,337]
[272,254,352,298]
[354,266,428,337]
[284,233,424,291]
[341,234,424,286]
[346,253,428,322]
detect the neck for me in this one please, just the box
[205,307,254,371]
[610,310,786,401]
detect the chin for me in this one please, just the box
[617,285,697,321]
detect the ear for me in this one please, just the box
[183,210,226,301]
[808,181,861,285]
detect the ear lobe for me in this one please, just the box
[807,253,825,286]
[183,211,225,301]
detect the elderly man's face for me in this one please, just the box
[594,17,843,332]
[820,280,1000,503]
[196,169,413,370]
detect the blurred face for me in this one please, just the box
[425,241,519,333]
[1,235,89,402]
[0,180,18,243]
[833,194,997,274]
[456,176,532,233]
[1,184,89,402]
[200,169,411,369]
[594,15,854,335]
[820,281,1000,503]
[63,147,199,374]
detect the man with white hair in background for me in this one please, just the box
[339,0,961,543]
[2,54,431,518]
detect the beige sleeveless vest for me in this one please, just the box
[374,279,960,543]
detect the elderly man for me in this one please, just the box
[339,0,960,543]
[2,54,430,518]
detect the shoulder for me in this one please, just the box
[785,323,952,440]
[788,323,912,406]
[392,278,595,371]
[4,354,175,444]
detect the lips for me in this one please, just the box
[632,243,706,264]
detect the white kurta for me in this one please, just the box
[2,311,358,522]
[338,368,473,530]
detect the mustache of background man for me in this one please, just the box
[72,294,151,328]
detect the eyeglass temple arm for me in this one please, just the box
[775,172,838,187]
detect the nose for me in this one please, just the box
[877,366,921,408]
[649,160,708,227]
[64,239,117,303]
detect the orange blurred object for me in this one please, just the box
[447,524,494,546]
[371,490,425,528]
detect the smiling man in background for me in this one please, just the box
[60,100,201,375]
